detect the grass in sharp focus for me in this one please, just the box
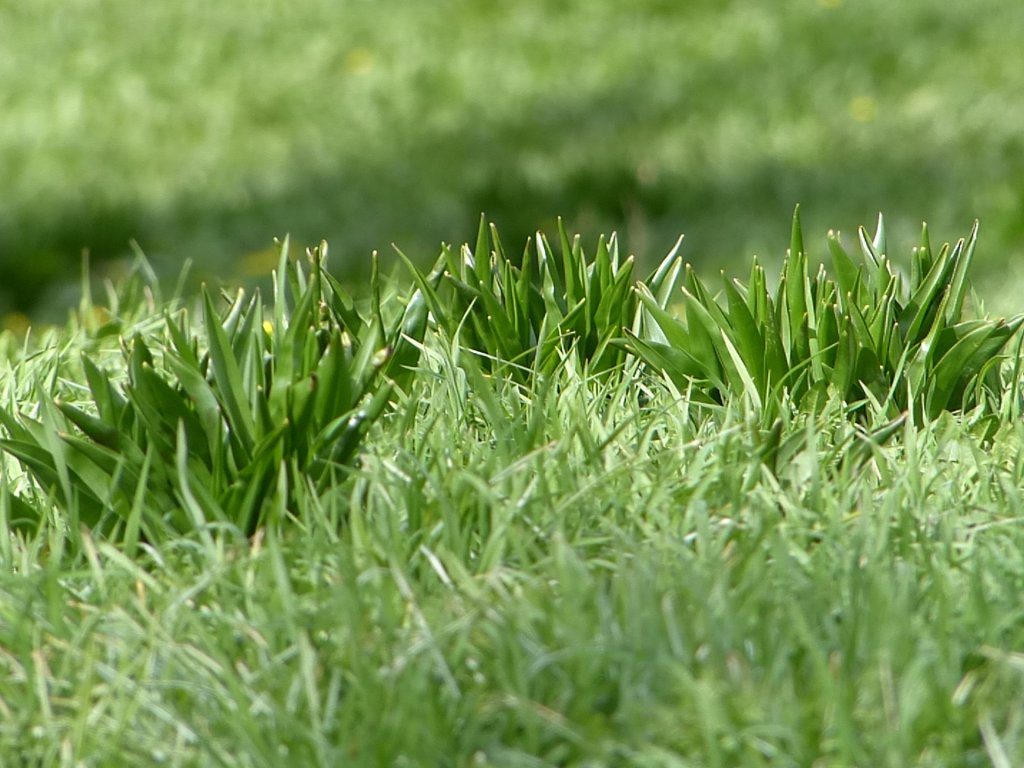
[2,216,1024,766]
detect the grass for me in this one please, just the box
[5,0,1024,317]
[3,213,1024,765]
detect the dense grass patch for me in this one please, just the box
[2,214,1024,765]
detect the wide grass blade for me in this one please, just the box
[202,286,256,459]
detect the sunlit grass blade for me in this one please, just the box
[202,286,256,459]
[945,220,979,325]
[871,211,887,257]
[782,206,810,365]
[900,239,959,345]
[721,277,767,399]
[647,235,684,309]
[827,230,860,311]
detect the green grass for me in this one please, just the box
[5,0,1024,316]
[3,214,1024,766]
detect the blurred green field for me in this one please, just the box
[3,0,1024,316]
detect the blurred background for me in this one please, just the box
[3,0,1024,323]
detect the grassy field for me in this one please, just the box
[4,0,1024,316]
[2,211,1024,765]
[4,2,1024,765]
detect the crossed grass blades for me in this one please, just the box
[627,208,1024,428]
[0,240,429,542]
[1,210,1021,542]
[398,214,683,380]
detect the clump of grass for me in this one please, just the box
[627,207,1024,430]
[400,214,682,380]
[0,239,428,542]
[3,211,1023,545]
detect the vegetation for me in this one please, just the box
[2,213,1024,766]
[5,0,1024,317]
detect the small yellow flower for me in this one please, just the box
[848,95,877,123]
[343,47,375,75]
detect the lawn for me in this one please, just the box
[4,2,1024,766]
[3,0,1024,316]
[2,211,1024,765]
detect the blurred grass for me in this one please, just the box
[2,0,1024,316]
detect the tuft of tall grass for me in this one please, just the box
[0,240,427,541]
[1,210,1021,545]
[399,214,683,381]
[627,208,1024,429]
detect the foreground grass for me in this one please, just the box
[4,353,1024,765]
[3,221,1024,765]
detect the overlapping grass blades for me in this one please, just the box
[628,207,1024,424]
[401,215,683,379]
[0,240,423,540]
[1,211,1021,543]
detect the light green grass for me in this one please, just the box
[3,216,1024,766]
[4,0,1024,315]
